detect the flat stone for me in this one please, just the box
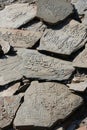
[14,81,83,128]
[0,55,23,85]
[67,81,87,92]
[0,48,74,85]
[38,20,87,55]
[17,48,75,81]
[36,0,73,24]
[0,82,20,97]
[73,47,87,68]
[0,27,43,48]
[76,126,87,130]
[0,3,37,28]
[71,0,87,15]
[0,95,22,129]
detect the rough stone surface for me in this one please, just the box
[17,48,75,81]
[0,3,37,28]
[0,82,20,97]
[73,47,87,68]
[36,0,73,24]
[71,0,87,15]
[82,11,87,26]
[0,39,10,54]
[0,55,23,85]
[38,20,87,55]
[0,95,22,129]
[0,28,43,48]
[14,81,83,128]
[0,49,75,85]
[67,81,87,92]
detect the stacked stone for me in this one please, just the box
[0,0,87,130]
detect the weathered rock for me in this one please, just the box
[82,11,87,26]
[0,28,43,48]
[24,20,46,33]
[67,81,87,92]
[14,81,83,128]
[17,48,75,81]
[0,3,37,28]
[38,20,87,55]
[71,0,87,15]
[36,0,73,24]
[73,47,87,68]
[0,48,75,85]
[0,39,10,54]
[0,82,20,97]
[0,55,23,85]
[0,95,22,129]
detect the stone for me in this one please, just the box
[0,39,10,54]
[82,11,87,26]
[0,55,23,85]
[0,48,74,85]
[17,48,75,81]
[0,3,37,28]
[0,82,20,97]
[36,0,73,24]
[76,126,87,130]
[67,81,87,92]
[0,28,43,48]
[24,20,46,33]
[0,95,22,129]
[14,81,83,128]
[73,47,87,68]
[38,20,87,55]
[71,0,87,15]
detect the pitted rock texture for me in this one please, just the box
[14,81,83,128]
[17,48,75,81]
[73,46,87,68]
[0,95,22,129]
[36,0,73,24]
[38,20,87,55]
[0,48,75,85]
[0,3,37,28]
[0,28,43,48]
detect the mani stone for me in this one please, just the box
[0,95,22,129]
[73,47,87,68]
[0,3,37,29]
[14,81,83,128]
[36,0,73,24]
[71,0,87,15]
[38,20,87,55]
[0,48,75,85]
[17,48,75,81]
[0,28,44,48]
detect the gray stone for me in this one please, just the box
[36,0,73,24]
[38,20,87,55]
[73,47,87,68]
[0,82,20,97]
[71,0,87,15]
[0,27,44,48]
[14,81,83,128]
[0,95,22,129]
[0,48,75,85]
[67,81,87,92]
[0,38,10,54]
[17,48,75,81]
[82,11,87,26]
[0,3,37,28]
